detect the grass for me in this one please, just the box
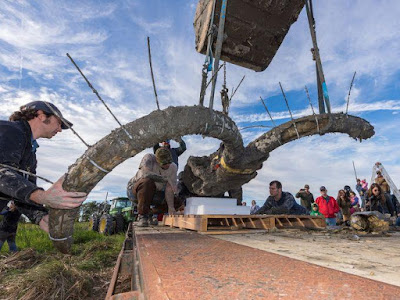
[0,222,126,299]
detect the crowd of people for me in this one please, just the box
[248,174,400,227]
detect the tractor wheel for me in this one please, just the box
[99,214,114,235]
[89,215,99,232]
[115,213,125,233]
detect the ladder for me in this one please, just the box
[371,162,400,201]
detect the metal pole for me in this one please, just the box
[279,82,300,139]
[345,71,357,115]
[199,0,217,106]
[352,161,358,182]
[209,0,228,109]
[305,0,331,114]
[66,53,133,139]
[147,37,160,110]
[42,101,91,148]
[0,163,54,184]
[305,85,320,133]
[316,64,325,114]
[260,96,282,145]
[230,75,245,102]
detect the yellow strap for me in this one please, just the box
[219,156,254,175]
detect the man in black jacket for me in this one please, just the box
[0,101,87,233]
[256,180,307,215]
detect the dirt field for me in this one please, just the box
[215,228,400,287]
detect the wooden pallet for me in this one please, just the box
[162,214,326,234]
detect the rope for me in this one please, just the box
[84,155,110,173]
[219,157,254,175]
[48,234,72,242]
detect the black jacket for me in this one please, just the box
[0,120,46,223]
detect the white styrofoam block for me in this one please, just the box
[186,197,237,207]
[184,204,251,215]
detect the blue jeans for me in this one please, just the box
[396,217,400,227]
[0,235,18,252]
[326,218,336,226]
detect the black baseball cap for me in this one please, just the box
[23,101,72,129]
[320,186,327,191]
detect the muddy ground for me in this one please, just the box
[215,228,400,287]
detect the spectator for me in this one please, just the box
[361,179,368,191]
[355,178,366,209]
[256,181,307,215]
[153,138,186,168]
[375,171,390,194]
[242,201,247,206]
[310,203,323,216]
[0,201,20,252]
[349,191,360,214]
[396,213,400,227]
[315,186,339,226]
[343,185,352,198]
[366,183,394,215]
[250,200,260,214]
[337,189,351,226]
[295,184,314,213]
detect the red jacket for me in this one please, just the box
[315,196,339,218]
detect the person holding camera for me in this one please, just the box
[295,184,314,213]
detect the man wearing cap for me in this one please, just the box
[256,180,307,215]
[153,138,186,168]
[0,101,87,232]
[315,186,339,226]
[295,184,314,213]
[127,148,178,227]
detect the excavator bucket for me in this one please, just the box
[194,0,305,72]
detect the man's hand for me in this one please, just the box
[30,175,87,209]
[39,215,49,232]
[168,208,177,215]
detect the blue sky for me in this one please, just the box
[1,0,399,204]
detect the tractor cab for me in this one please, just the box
[90,197,136,235]
[110,197,132,215]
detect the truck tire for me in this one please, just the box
[89,215,99,232]
[115,213,125,233]
[99,214,114,235]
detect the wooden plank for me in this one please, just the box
[295,217,306,227]
[248,218,256,228]
[231,217,239,228]
[162,214,325,233]
[284,217,294,227]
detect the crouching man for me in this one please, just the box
[127,148,178,227]
[256,180,307,215]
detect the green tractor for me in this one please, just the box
[89,197,136,235]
